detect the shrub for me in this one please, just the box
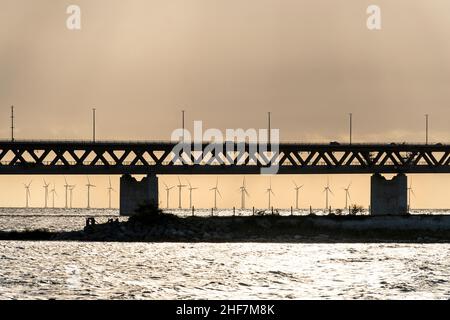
[350,204,364,215]
[128,202,174,225]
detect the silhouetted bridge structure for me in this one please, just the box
[1,140,450,175]
[1,140,449,215]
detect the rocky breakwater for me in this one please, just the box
[52,205,450,242]
[3,205,450,242]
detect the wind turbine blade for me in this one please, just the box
[411,189,416,197]
[293,180,298,188]
[329,189,334,196]
[109,176,112,188]
[245,190,250,197]
[178,176,181,185]
[271,190,275,196]
[217,189,222,198]
[216,177,219,188]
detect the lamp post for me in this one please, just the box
[92,108,97,142]
[349,113,353,145]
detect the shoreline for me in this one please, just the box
[2,214,450,243]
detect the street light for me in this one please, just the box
[181,110,185,142]
[349,113,353,145]
[92,108,96,142]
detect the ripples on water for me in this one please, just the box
[1,242,450,299]
[1,208,450,299]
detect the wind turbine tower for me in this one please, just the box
[107,177,116,209]
[323,177,334,210]
[266,178,275,209]
[209,177,222,210]
[239,177,250,209]
[293,181,303,209]
[176,177,187,209]
[24,180,32,208]
[43,179,50,208]
[187,179,198,209]
[86,176,96,209]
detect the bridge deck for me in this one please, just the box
[1,140,449,175]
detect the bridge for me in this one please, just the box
[1,140,449,215]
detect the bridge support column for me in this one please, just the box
[370,173,408,216]
[119,174,159,216]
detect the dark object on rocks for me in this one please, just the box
[128,202,176,225]
[350,205,364,216]
[256,210,266,216]
[86,217,96,226]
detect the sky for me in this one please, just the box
[1,0,450,209]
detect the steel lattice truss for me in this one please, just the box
[0,140,450,175]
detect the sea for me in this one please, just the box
[0,208,449,299]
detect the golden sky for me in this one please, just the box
[1,0,450,209]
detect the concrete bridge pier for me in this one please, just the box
[120,174,159,216]
[370,173,408,215]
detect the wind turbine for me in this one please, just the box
[323,177,334,210]
[407,178,415,211]
[266,178,275,209]
[69,185,76,208]
[64,177,70,208]
[107,177,116,209]
[176,177,187,209]
[43,179,50,208]
[209,177,222,210]
[187,179,198,209]
[24,180,32,208]
[343,182,352,209]
[293,181,303,209]
[50,183,57,208]
[239,177,250,209]
[86,176,96,209]
[163,182,174,209]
